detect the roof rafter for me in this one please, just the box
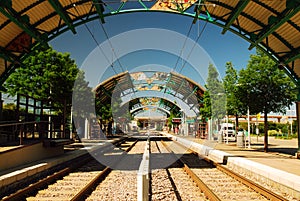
[221,0,250,34]
[0,0,47,45]
[249,1,300,50]
[48,0,76,34]
[0,46,20,63]
[92,0,105,23]
[184,86,198,102]
[193,1,204,24]
[284,49,300,64]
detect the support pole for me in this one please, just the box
[247,107,251,149]
[296,101,300,159]
[0,92,2,121]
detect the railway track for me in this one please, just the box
[150,140,209,201]
[1,137,137,201]
[161,139,289,201]
[85,140,146,200]
[1,135,293,200]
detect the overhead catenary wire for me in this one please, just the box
[94,7,139,102]
[71,1,133,109]
[70,1,119,75]
[178,19,208,74]
[164,1,200,99]
[162,2,216,116]
[98,21,126,72]
[173,21,194,72]
[178,4,216,74]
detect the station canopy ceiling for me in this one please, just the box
[94,71,205,117]
[1,0,300,84]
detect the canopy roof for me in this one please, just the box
[94,71,205,116]
[1,0,300,84]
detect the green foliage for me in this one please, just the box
[238,121,297,139]
[268,130,278,136]
[4,46,79,115]
[95,95,132,125]
[96,102,112,122]
[72,70,94,119]
[137,120,142,128]
[223,62,243,115]
[235,49,297,151]
[237,49,297,115]
[199,91,211,119]
[3,103,16,110]
[201,63,226,120]
[167,110,176,128]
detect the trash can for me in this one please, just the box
[218,132,223,143]
[237,131,244,147]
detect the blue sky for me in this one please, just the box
[48,12,260,118]
[50,12,256,81]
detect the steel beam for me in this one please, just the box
[249,4,300,50]
[284,49,300,64]
[221,0,250,34]
[92,0,105,23]
[0,46,20,63]
[0,1,47,45]
[48,0,76,34]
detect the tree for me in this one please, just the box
[199,63,226,137]
[203,63,226,120]
[199,90,211,120]
[237,49,297,152]
[72,70,94,131]
[4,46,79,135]
[223,62,243,132]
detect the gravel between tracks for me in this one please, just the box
[26,140,146,201]
[191,168,269,201]
[229,167,300,201]
[86,141,146,200]
[86,170,137,201]
[151,141,207,201]
[168,168,209,201]
[26,160,105,201]
[151,169,177,201]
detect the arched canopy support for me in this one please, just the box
[130,105,170,117]
[2,1,300,84]
[94,71,204,118]
[1,0,300,156]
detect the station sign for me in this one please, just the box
[186,119,195,123]
[172,118,181,123]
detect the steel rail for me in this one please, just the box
[71,167,112,201]
[2,154,91,201]
[2,137,132,201]
[160,140,220,200]
[215,164,289,201]
[70,139,139,201]
[183,164,221,201]
[170,139,290,201]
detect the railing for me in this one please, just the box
[0,121,48,145]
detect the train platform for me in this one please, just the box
[0,138,121,189]
[191,135,300,176]
[164,132,300,198]
[167,133,299,171]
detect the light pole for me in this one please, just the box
[247,106,251,148]
[226,113,229,144]
[236,83,251,149]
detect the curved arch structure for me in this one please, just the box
[130,105,170,117]
[94,70,204,117]
[1,0,300,84]
[1,1,300,83]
